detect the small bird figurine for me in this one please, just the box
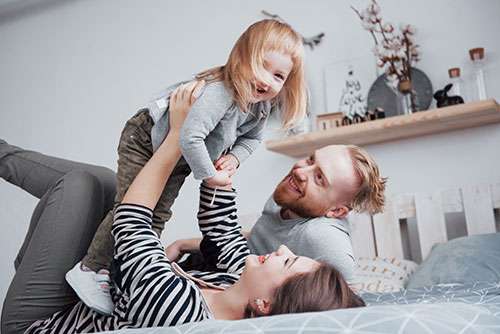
[261,10,325,50]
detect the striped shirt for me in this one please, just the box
[25,185,248,333]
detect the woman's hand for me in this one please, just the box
[169,80,205,131]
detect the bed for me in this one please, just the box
[103,183,500,333]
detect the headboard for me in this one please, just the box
[349,183,500,263]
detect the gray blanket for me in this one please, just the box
[101,281,500,333]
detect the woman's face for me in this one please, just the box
[252,51,293,102]
[240,245,319,304]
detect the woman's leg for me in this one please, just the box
[1,170,113,334]
[0,139,116,200]
[0,139,116,267]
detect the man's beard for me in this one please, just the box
[273,183,323,218]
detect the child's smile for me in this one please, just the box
[252,51,293,102]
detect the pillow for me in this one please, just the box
[406,232,500,289]
[351,256,418,293]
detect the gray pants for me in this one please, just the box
[0,139,116,334]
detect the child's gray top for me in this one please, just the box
[148,80,271,180]
[247,196,357,283]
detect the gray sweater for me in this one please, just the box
[148,80,271,180]
[247,196,356,283]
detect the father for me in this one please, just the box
[170,144,386,283]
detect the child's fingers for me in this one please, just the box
[219,160,231,170]
[214,155,228,168]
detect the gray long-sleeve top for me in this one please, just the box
[148,80,271,180]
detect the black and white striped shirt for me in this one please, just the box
[26,185,248,333]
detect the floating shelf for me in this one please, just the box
[265,99,500,158]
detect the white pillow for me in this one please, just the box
[351,257,418,293]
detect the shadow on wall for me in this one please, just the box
[0,0,79,25]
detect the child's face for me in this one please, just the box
[252,51,293,102]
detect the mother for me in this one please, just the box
[1,84,364,334]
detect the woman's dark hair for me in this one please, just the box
[269,263,365,315]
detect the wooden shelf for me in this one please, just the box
[266,99,500,158]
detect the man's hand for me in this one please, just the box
[165,240,183,262]
[204,170,232,188]
[165,238,202,262]
[214,154,239,177]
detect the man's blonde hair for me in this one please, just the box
[346,145,387,215]
[196,19,307,129]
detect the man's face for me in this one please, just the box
[273,145,359,218]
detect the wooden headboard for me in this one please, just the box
[349,183,500,262]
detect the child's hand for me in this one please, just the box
[204,170,232,188]
[214,154,239,176]
[169,80,205,131]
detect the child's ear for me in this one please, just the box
[325,206,350,219]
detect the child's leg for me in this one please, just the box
[82,109,155,271]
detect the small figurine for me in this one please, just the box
[433,84,464,108]
[366,107,385,121]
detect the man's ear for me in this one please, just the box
[325,205,350,219]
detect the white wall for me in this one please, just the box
[1,0,499,315]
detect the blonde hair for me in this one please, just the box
[346,145,387,215]
[196,19,307,129]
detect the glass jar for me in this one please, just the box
[469,47,487,101]
[448,67,465,100]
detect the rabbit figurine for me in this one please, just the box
[433,83,464,108]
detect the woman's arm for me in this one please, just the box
[165,228,252,262]
[197,184,250,274]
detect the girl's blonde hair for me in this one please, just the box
[196,19,307,129]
